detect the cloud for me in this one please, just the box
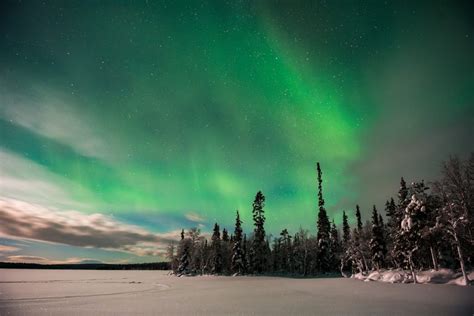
[6,255,51,263]
[0,198,179,256]
[0,83,110,160]
[0,149,81,210]
[185,212,206,223]
[5,255,103,265]
[0,245,20,252]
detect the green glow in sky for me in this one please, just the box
[1,1,472,262]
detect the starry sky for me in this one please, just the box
[0,0,473,264]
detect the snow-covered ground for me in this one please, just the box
[0,269,472,315]
[353,268,474,286]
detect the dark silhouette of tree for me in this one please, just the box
[250,191,267,273]
[369,206,384,270]
[211,223,223,274]
[316,162,331,273]
[231,210,245,275]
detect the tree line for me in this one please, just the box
[167,155,473,284]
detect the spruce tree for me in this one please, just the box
[221,228,231,273]
[378,213,388,262]
[330,220,342,271]
[177,230,191,275]
[242,233,248,273]
[279,228,292,273]
[250,191,267,273]
[342,211,351,247]
[355,205,363,233]
[211,223,223,274]
[231,210,245,275]
[391,177,411,268]
[316,162,331,273]
[369,206,384,270]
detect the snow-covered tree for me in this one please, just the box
[166,241,178,273]
[250,191,267,273]
[391,178,411,268]
[399,182,430,283]
[177,229,192,275]
[433,155,473,285]
[231,210,245,275]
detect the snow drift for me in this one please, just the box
[353,268,473,285]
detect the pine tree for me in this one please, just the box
[340,211,352,276]
[355,205,363,232]
[231,210,245,275]
[369,206,384,270]
[316,162,331,273]
[221,228,231,273]
[391,178,410,268]
[222,228,229,242]
[211,223,223,274]
[250,191,267,273]
[378,213,388,263]
[242,233,248,273]
[350,206,369,273]
[342,211,351,247]
[279,228,292,273]
[177,230,192,275]
[330,220,342,271]
[187,227,203,273]
[400,183,429,283]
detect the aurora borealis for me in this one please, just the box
[1,1,473,263]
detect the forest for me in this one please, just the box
[168,155,473,285]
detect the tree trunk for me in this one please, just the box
[361,255,369,273]
[340,258,348,278]
[430,246,439,271]
[303,247,308,276]
[408,255,417,284]
[453,231,469,286]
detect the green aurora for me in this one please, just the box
[0,1,473,263]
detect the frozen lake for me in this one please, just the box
[0,269,472,315]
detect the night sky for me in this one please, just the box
[1,1,473,263]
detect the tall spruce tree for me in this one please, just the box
[355,205,363,233]
[316,162,331,273]
[221,228,231,273]
[369,206,384,270]
[391,177,410,268]
[279,228,292,273]
[242,233,249,273]
[340,211,352,276]
[330,220,342,271]
[342,211,351,247]
[250,191,267,273]
[231,210,245,275]
[211,223,223,274]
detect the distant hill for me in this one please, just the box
[0,261,170,270]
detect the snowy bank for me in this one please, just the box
[352,269,473,285]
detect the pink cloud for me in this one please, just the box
[0,198,179,256]
[0,245,20,252]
